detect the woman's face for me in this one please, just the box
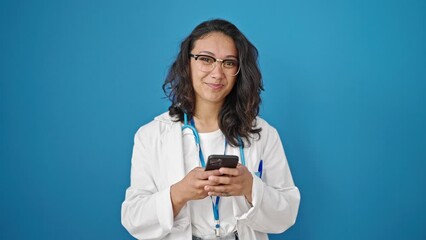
[190,32,238,108]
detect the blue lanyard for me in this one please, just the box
[182,113,245,237]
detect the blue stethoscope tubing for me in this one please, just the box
[181,113,245,236]
[182,113,246,167]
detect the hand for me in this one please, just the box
[170,167,221,217]
[204,164,254,203]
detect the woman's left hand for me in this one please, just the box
[205,163,253,203]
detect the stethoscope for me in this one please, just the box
[182,112,245,237]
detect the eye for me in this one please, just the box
[198,56,214,64]
[223,60,238,68]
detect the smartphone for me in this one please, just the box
[205,155,239,171]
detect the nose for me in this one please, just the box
[210,60,225,78]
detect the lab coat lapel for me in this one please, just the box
[162,122,186,186]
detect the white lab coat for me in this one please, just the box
[121,112,300,240]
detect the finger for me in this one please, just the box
[218,167,240,176]
[205,179,221,186]
[198,179,214,187]
[207,191,220,196]
[205,185,230,194]
[208,175,232,185]
[220,192,231,197]
[208,191,231,197]
[197,169,221,180]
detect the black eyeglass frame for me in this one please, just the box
[190,54,241,76]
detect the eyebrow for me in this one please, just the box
[198,51,238,59]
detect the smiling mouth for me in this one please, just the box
[206,83,224,90]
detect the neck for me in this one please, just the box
[193,101,222,133]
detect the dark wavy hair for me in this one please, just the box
[162,19,263,147]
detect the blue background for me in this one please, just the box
[1,0,425,239]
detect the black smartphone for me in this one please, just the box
[205,155,239,171]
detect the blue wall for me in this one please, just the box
[1,1,425,239]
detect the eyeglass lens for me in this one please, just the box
[194,55,240,76]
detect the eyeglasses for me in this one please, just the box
[190,54,240,76]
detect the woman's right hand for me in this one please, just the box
[170,167,220,217]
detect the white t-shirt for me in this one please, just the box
[182,128,238,239]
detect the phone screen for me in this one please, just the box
[205,155,239,171]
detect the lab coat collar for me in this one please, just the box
[154,111,178,124]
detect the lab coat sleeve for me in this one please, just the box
[121,126,187,239]
[234,126,301,233]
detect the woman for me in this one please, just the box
[121,19,300,240]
